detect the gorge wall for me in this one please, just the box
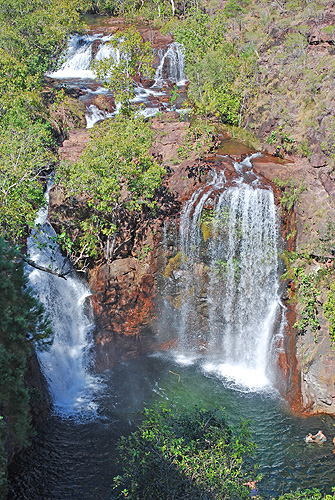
[46,11,335,415]
[50,108,335,416]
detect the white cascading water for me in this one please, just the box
[171,158,283,390]
[153,42,186,86]
[49,34,185,87]
[85,104,116,128]
[48,34,186,125]
[27,187,99,418]
[48,34,118,79]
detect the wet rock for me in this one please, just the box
[92,39,102,58]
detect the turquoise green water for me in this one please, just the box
[8,353,335,499]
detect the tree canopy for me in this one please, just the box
[56,113,165,262]
[0,238,51,496]
[112,404,258,499]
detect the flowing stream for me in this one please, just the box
[47,32,187,127]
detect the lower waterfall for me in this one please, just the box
[27,190,99,418]
[161,162,283,390]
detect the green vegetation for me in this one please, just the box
[0,0,84,246]
[0,238,51,496]
[292,266,321,339]
[178,120,215,173]
[0,119,54,244]
[282,251,335,344]
[273,178,307,213]
[266,127,295,158]
[56,113,165,264]
[164,8,256,125]
[276,489,335,500]
[0,0,83,76]
[323,283,335,344]
[112,404,258,499]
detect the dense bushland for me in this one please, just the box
[0,239,51,497]
[0,0,84,243]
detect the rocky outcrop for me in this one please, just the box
[253,153,335,415]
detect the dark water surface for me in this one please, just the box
[8,353,335,499]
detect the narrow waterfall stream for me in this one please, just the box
[27,187,100,418]
[153,41,186,86]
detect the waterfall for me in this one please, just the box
[48,33,118,79]
[163,159,283,390]
[153,42,186,86]
[48,33,186,124]
[48,34,186,89]
[85,104,116,128]
[27,186,99,418]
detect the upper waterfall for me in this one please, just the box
[48,34,186,86]
[48,34,118,79]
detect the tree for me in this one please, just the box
[56,113,165,264]
[112,404,258,499]
[168,8,256,124]
[93,27,155,113]
[0,0,86,249]
[0,119,55,244]
[0,0,84,76]
[0,238,51,496]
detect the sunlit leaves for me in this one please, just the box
[0,0,83,75]
[171,8,256,124]
[113,404,258,499]
[93,27,154,110]
[0,122,55,244]
[57,113,165,261]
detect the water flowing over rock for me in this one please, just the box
[153,42,186,86]
[47,31,187,128]
[27,188,100,418]
[158,159,284,391]
[48,33,119,80]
